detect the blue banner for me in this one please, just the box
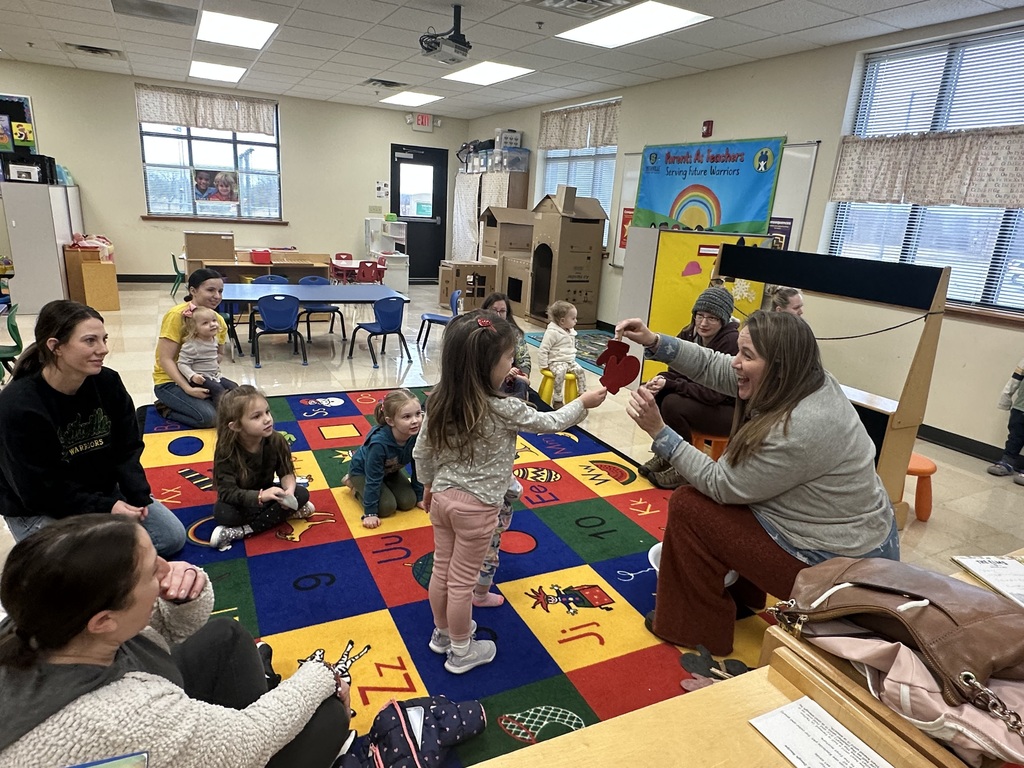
[634,137,785,233]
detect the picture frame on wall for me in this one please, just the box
[0,94,36,154]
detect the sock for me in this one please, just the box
[449,638,470,656]
[473,591,505,607]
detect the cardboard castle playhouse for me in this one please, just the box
[482,185,607,328]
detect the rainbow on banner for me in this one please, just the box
[668,185,722,231]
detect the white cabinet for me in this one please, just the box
[365,217,410,294]
[0,183,83,313]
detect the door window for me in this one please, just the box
[398,163,434,218]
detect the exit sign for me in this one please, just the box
[412,112,433,133]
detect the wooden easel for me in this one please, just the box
[717,245,950,529]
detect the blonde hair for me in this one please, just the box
[213,172,238,197]
[214,385,293,489]
[725,311,825,466]
[767,286,802,312]
[547,300,575,324]
[183,306,219,341]
[374,388,420,425]
[423,310,517,464]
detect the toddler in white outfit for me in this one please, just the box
[538,300,587,407]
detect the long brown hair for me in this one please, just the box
[424,310,516,464]
[0,515,140,669]
[12,300,103,379]
[725,310,825,466]
[214,385,293,488]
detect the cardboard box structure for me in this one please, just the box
[438,259,498,312]
[479,185,607,327]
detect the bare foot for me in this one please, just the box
[362,514,381,529]
[472,591,505,608]
[416,501,426,510]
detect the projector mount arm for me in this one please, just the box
[420,4,472,54]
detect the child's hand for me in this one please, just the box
[423,486,432,512]
[645,376,666,394]
[111,500,147,520]
[189,374,205,386]
[362,514,381,529]
[186,384,210,399]
[261,486,286,503]
[580,387,608,409]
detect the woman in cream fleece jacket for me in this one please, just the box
[0,515,351,768]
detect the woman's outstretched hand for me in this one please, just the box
[626,385,667,438]
[615,318,657,347]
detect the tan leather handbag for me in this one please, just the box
[769,557,1024,736]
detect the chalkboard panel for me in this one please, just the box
[719,245,943,311]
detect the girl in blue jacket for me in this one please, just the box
[345,389,425,529]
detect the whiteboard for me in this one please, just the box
[611,141,819,267]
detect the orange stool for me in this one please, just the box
[689,431,729,461]
[906,452,938,522]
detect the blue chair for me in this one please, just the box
[297,275,346,343]
[417,289,461,347]
[347,296,411,369]
[0,304,22,375]
[252,294,307,369]
[248,274,290,340]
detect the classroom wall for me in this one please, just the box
[467,8,1024,449]
[0,60,469,275]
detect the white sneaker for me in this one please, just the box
[428,620,477,654]
[444,638,496,674]
[209,525,244,551]
[290,501,316,520]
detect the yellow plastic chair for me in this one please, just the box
[538,369,578,406]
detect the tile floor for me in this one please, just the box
[1,283,1021,574]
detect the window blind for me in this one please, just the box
[829,27,1024,313]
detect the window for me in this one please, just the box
[828,29,1024,312]
[542,145,617,243]
[140,121,282,220]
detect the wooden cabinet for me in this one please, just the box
[63,246,119,311]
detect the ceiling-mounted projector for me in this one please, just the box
[420,4,472,65]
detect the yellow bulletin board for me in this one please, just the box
[643,231,772,381]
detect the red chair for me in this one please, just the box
[330,253,356,284]
[354,260,382,284]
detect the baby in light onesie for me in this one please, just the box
[537,300,587,407]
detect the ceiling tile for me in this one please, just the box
[728,0,854,33]
[681,48,757,70]
[32,1,116,25]
[122,33,192,52]
[597,71,662,87]
[624,36,712,61]
[123,41,192,59]
[41,17,124,41]
[298,0,397,24]
[578,49,662,72]
[481,5,581,35]
[287,10,372,37]
[0,9,42,27]
[545,61,620,80]
[0,0,29,9]
[265,40,337,61]
[518,71,578,87]
[463,21,544,49]
[386,58,455,77]
[273,27,354,51]
[812,0,919,11]
[0,25,55,45]
[130,52,198,69]
[728,34,821,57]
[300,71,366,86]
[670,18,776,48]
[345,38,414,60]
[260,50,335,67]
[793,15,901,44]
[496,50,566,71]
[866,0,1002,28]
[250,61,316,77]
[69,55,131,71]
[518,38,597,62]
[679,0,781,13]
[114,16,195,39]
[378,5,458,33]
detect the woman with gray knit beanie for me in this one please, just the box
[639,286,739,489]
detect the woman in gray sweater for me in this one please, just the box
[617,310,899,655]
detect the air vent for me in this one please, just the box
[359,78,408,90]
[60,42,127,60]
[521,0,634,20]
[111,0,197,25]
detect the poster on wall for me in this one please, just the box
[0,94,36,153]
[634,136,785,233]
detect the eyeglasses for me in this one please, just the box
[694,313,721,324]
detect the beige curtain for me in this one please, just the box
[538,100,620,150]
[831,126,1024,208]
[135,84,277,136]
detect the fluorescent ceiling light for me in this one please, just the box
[557,1,710,48]
[380,91,444,107]
[443,61,534,86]
[197,10,277,49]
[190,61,246,83]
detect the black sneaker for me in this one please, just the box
[638,455,670,478]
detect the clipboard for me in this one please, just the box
[71,752,149,767]
[951,554,1024,609]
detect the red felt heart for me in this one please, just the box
[600,353,641,394]
[595,338,630,368]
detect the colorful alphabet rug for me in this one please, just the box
[140,388,771,765]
